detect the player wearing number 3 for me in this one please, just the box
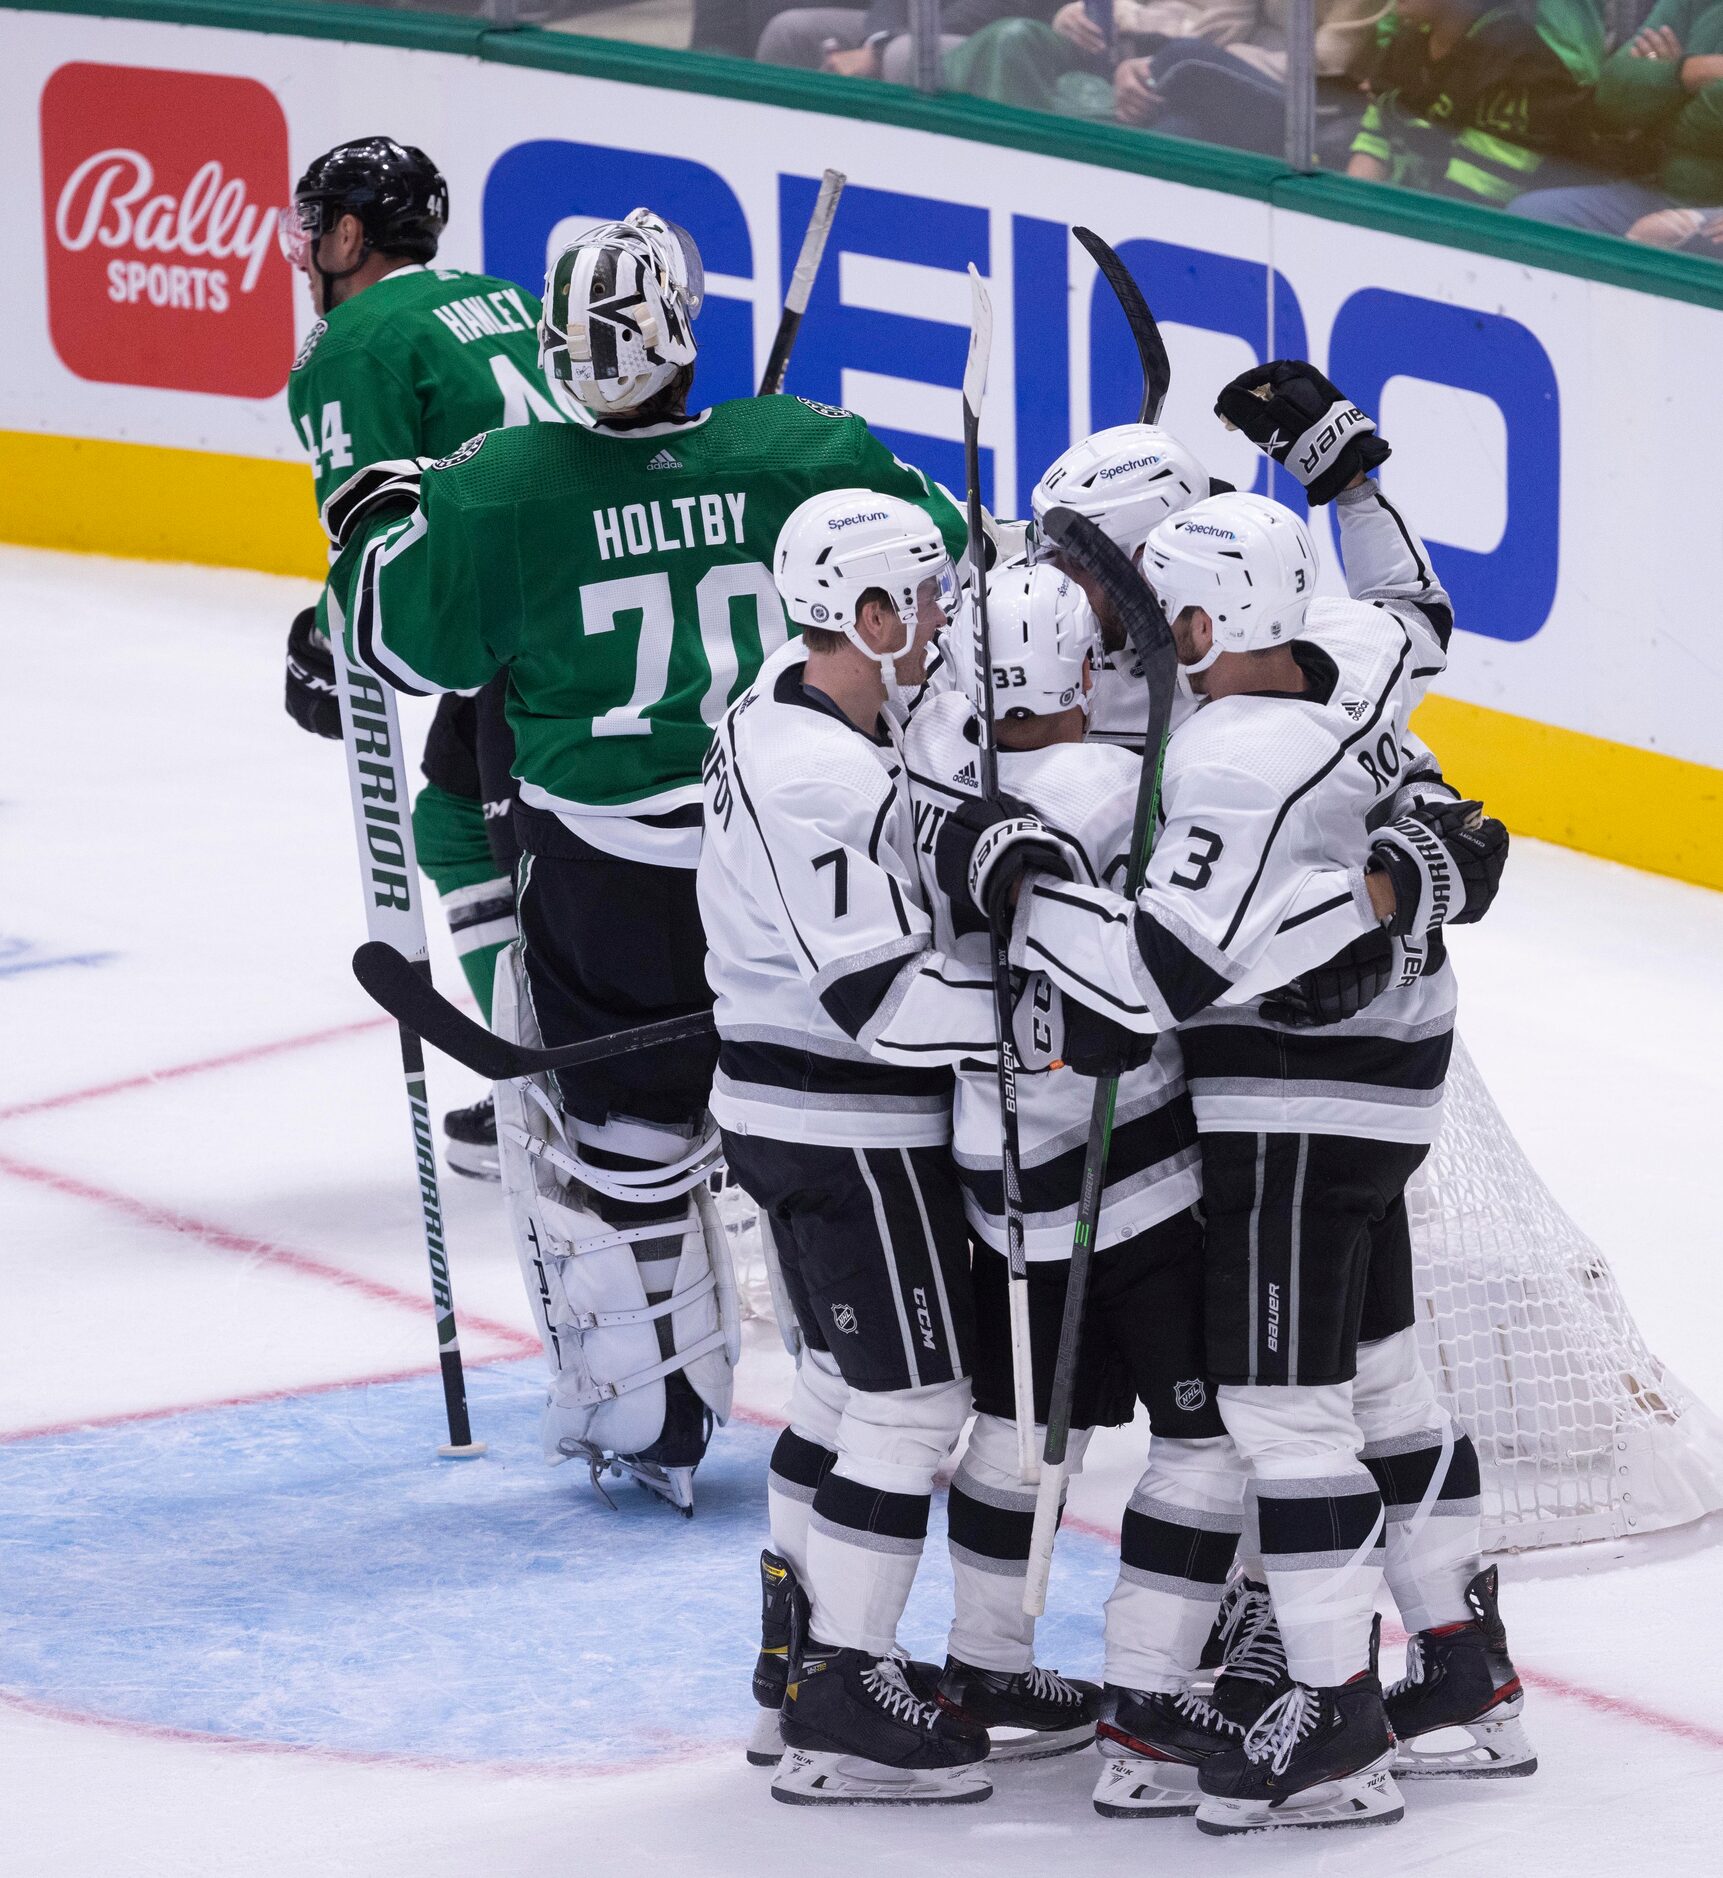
[319,208,963,1514]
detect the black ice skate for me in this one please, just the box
[1092,1687,1242,1817]
[746,1549,796,1767]
[442,1093,500,1181]
[1196,1620,1402,1835]
[773,1646,991,1806]
[936,1657,1101,1762]
[1205,1576,1290,1728]
[1388,1565,1536,1779]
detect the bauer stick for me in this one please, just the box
[353,940,716,1082]
[325,589,482,1457]
[1021,506,1178,1615]
[757,169,847,397]
[963,264,1038,1485]
[1073,226,1171,426]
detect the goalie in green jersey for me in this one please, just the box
[280,135,577,1179]
[324,207,965,1511]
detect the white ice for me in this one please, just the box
[3,545,1721,1877]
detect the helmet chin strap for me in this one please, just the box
[314,230,372,311]
[847,609,918,717]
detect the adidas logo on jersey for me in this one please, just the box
[645,449,681,471]
[954,759,978,789]
[1340,696,1370,721]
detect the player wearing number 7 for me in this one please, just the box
[321,209,964,1513]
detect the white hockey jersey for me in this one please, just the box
[905,692,1200,1260]
[698,639,1000,1149]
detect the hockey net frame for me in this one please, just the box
[717,1036,1723,1553]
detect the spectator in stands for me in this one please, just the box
[1508,5,1723,233]
[755,0,1057,81]
[1346,0,1608,206]
[1625,199,1723,246]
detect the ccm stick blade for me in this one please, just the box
[352,942,717,1082]
[1073,226,1171,426]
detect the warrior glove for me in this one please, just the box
[1370,799,1509,939]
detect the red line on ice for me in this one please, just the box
[0,1150,540,1357]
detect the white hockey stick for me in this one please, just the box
[757,169,846,396]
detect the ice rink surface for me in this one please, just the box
[4,544,1722,1876]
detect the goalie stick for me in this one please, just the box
[1021,504,1179,1616]
[963,264,1039,1485]
[353,941,717,1082]
[1073,226,1171,426]
[757,170,846,397]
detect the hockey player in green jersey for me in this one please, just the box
[323,207,965,1510]
[280,135,575,1178]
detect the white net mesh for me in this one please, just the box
[1410,1036,1723,1551]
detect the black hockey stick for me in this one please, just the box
[757,170,846,396]
[962,264,1039,1484]
[1073,226,1171,426]
[1022,505,1179,1616]
[353,941,717,1082]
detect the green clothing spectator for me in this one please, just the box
[1594,1,1723,200]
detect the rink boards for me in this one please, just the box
[1,0,1719,887]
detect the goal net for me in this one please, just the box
[716,1036,1723,1554]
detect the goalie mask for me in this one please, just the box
[948,561,1101,720]
[774,490,958,702]
[1031,424,1208,562]
[540,208,704,415]
[1143,491,1317,670]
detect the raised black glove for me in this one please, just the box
[1215,359,1391,505]
[285,606,342,740]
[933,794,1085,927]
[1370,799,1509,939]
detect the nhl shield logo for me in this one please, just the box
[831,1302,858,1335]
[1174,1378,1207,1412]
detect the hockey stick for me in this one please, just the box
[757,169,847,397]
[1073,226,1171,426]
[353,940,718,1083]
[326,597,482,1459]
[963,263,1039,1486]
[1021,505,1178,1616]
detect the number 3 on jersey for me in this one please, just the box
[296,401,354,479]
[580,563,788,737]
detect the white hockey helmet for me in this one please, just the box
[949,561,1101,719]
[539,208,703,414]
[774,489,957,693]
[1142,491,1317,668]
[1031,424,1208,561]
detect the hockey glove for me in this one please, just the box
[320,456,425,550]
[285,606,342,740]
[1259,929,1395,1028]
[933,795,1084,927]
[1215,360,1390,505]
[1059,999,1159,1077]
[1369,799,1508,939]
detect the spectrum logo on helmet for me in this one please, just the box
[40,63,294,397]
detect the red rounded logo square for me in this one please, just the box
[41,62,295,398]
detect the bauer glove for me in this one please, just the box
[285,606,342,740]
[934,795,1084,927]
[1215,359,1390,505]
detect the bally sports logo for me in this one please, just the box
[41,63,294,397]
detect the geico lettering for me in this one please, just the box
[56,150,274,293]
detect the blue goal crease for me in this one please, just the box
[0,1363,1112,1768]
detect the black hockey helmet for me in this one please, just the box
[278,138,448,278]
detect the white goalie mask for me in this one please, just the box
[539,207,704,415]
[1031,424,1208,561]
[1143,491,1318,671]
[949,561,1101,721]
[774,490,958,700]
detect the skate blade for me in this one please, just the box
[1395,1714,1538,1780]
[443,1141,501,1182]
[984,1720,1096,1763]
[622,1461,697,1515]
[1196,1756,1403,1835]
[1092,1753,1200,1818]
[745,1708,785,1768]
[770,1748,993,1807]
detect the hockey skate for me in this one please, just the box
[1092,1687,1242,1817]
[773,1647,991,1806]
[442,1094,500,1181]
[936,1658,1101,1762]
[1389,1565,1537,1779]
[1196,1621,1403,1835]
[1204,1576,1290,1727]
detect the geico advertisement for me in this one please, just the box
[2,9,1720,770]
